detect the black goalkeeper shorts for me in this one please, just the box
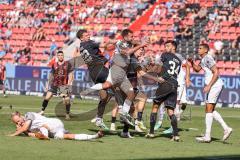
[89,64,109,84]
[153,82,178,109]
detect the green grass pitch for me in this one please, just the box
[0,95,240,160]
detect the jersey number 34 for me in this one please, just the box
[167,61,180,75]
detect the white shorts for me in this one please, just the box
[48,118,65,139]
[177,84,188,104]
[205,85,223,104]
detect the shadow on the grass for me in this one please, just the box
[131,155,240,160]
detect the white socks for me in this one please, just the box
[212,111,228,131]
[205,113,213,139]
[74,134,98,140]
[122,99,132,113]
[175,103,181,121]
[158,104,165,121]
[90,83,103,90]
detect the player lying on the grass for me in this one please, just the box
[39,50,74,120]
[145,40,182,141]
[0,59,7,97]
[188,44,232,143]
[9,111,103,140]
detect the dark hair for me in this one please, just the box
[121,29,133,38]
[165,40,178,49]
[57,50,64,54]
[199,43,209,52]
[76,29,87,39]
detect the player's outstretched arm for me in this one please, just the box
[8,120,31,136]
[188,58,202,72]
[138,70,165,83]
[121,42,149,55]
[99,39,118,48]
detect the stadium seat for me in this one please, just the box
[217,61,225,68]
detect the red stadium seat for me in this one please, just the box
[221,21,233,27]
[229,34,237,40]
[224,61,233,68]
[224,68,235,75]
[221,27,229,33]
[217,61,225,68]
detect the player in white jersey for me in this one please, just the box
[188,44,232,143]
[9,111,103,140]
[175,54,191,120]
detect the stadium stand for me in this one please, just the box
[0,0,239,75]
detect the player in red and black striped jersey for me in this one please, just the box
[0,59,6,97]
[39,51,74,120]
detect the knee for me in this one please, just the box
[99,90,108,100]
[103,81,112,89]
[127,90,135,100]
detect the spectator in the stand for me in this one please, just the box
[230,11,240,27]
[50,39,57,57]
[197,7,207,20]
[22,42,31,56]
[5,27,12,39]
[190,9,199,21]
[3,40,12,53]
[175,24,185,41]
[14,50,22,64]
[232,36,240,49]
[178,3,187,19]
[109,23,118,36]
[165,0,174,12]
[149,31,158,44]
[32,26,45,41]
[217,6,231,21]
[209,8,219,21]
[210,20,220,34]
[182,25,193,40]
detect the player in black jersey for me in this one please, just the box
[146,41,182,141]
[76,29,117,129]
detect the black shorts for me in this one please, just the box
[0,80,3,85]
[48,86,58,95]
[153,82,177,109]
[48,85,71,97]
[89,64,109,84]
